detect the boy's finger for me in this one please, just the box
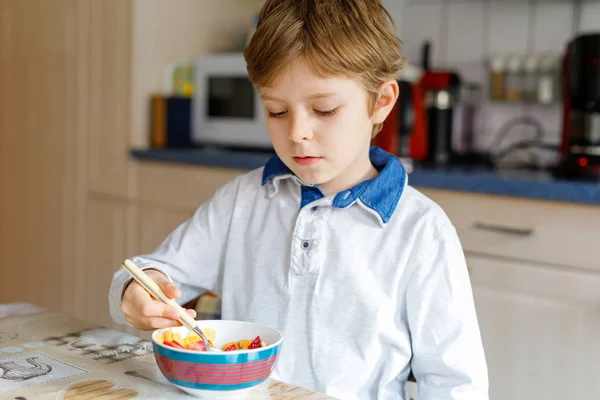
[160,304,182,320]
[134,300,176,321]
[142,317,182,329]
[146,270,182,299]
[160,305,196,320]
[163,282,182,299]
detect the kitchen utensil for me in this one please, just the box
[121,259,221,352]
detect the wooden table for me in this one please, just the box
[0,303,337,399]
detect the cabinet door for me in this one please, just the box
[84,197,132,329]
[138,162,245,210]
[418,187,600,272]
[467,254,600,400]
[0,0,90,313]
[137,206,195,255]
[87,0,133,197]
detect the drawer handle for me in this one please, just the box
[472,221,534,237]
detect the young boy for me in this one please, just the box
[109,1,489,399]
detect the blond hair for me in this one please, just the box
[243,0,407,136]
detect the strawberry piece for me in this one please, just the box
[224,344,239,351]
[187,341,206,351]
[164,340,184,349]
[247,336,262,349]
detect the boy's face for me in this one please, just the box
[260,59,393,196]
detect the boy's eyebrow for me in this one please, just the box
[307,92,339,100]
[260,92,339,101]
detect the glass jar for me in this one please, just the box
[537,53,560,105]
[522,55,539,103]
[505,54,523,102]
[489,54,506,101]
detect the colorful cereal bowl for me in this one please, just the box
[152,320,283,398]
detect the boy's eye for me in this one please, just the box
[268,110,287,118]
[314,107,338,117]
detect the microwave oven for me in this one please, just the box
[192,52,272,150]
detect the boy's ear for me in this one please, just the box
[371,80,399,124]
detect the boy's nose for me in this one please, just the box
[288,115,313,143]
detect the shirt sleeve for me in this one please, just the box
[406,222,489,400]
[108,178,237,326]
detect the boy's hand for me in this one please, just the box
[120,269,196,330]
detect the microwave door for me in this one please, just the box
[193,70,271,149]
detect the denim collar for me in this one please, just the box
[261,146,407,224]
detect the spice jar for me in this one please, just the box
[505,54,523,102]
[537,53,560,105]
[489,54,506,101]
[522,55,539,103]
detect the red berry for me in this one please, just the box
[187,341,206,351]
[247,336,262,349]
[164,341,184,349]
[224,344,239,351]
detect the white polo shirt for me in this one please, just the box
[109,147,489,400]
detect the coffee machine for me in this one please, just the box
[372,63,428,163]
[556,33,600,179]
[410,42,487,167]
[374,42,486,167]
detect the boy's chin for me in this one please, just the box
[291,170,332,188]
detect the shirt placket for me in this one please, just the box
[289,201,331,279]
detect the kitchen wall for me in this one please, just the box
[385,0,600,165]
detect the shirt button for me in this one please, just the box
[311,206,318,212]
[301,240,310,249]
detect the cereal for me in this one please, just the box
[158,328,266,352]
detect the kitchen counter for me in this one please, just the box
[131,148,600,206]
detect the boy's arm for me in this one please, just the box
[108,181,234,326]
[406,223,489,400]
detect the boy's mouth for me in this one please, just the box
[292,156,322,166]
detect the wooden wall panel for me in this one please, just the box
[68,1,92,319]
[137,206,195,256]
[0,0,89,313]
[84,196,129,329]
[0,0,261,327]
[87,0,133,198]
[137,162,245,210]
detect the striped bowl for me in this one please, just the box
[152,320,283,398]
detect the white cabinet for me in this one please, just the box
[415,187,600,400]
[418,188,600,272]
[467,254,600,400]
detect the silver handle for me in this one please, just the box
[473,221,534,237]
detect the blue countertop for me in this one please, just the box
[131,148,600,206]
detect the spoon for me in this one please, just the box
[121,259,221,352]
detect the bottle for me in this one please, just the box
[489,54,506,101]
[522,55,539,103]
[505,54,523,102]
[537,53,560,105]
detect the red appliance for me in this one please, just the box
[373,78,427,160]
[375,42,476,166]
[556,33,600,180]
[420,69,461,164]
